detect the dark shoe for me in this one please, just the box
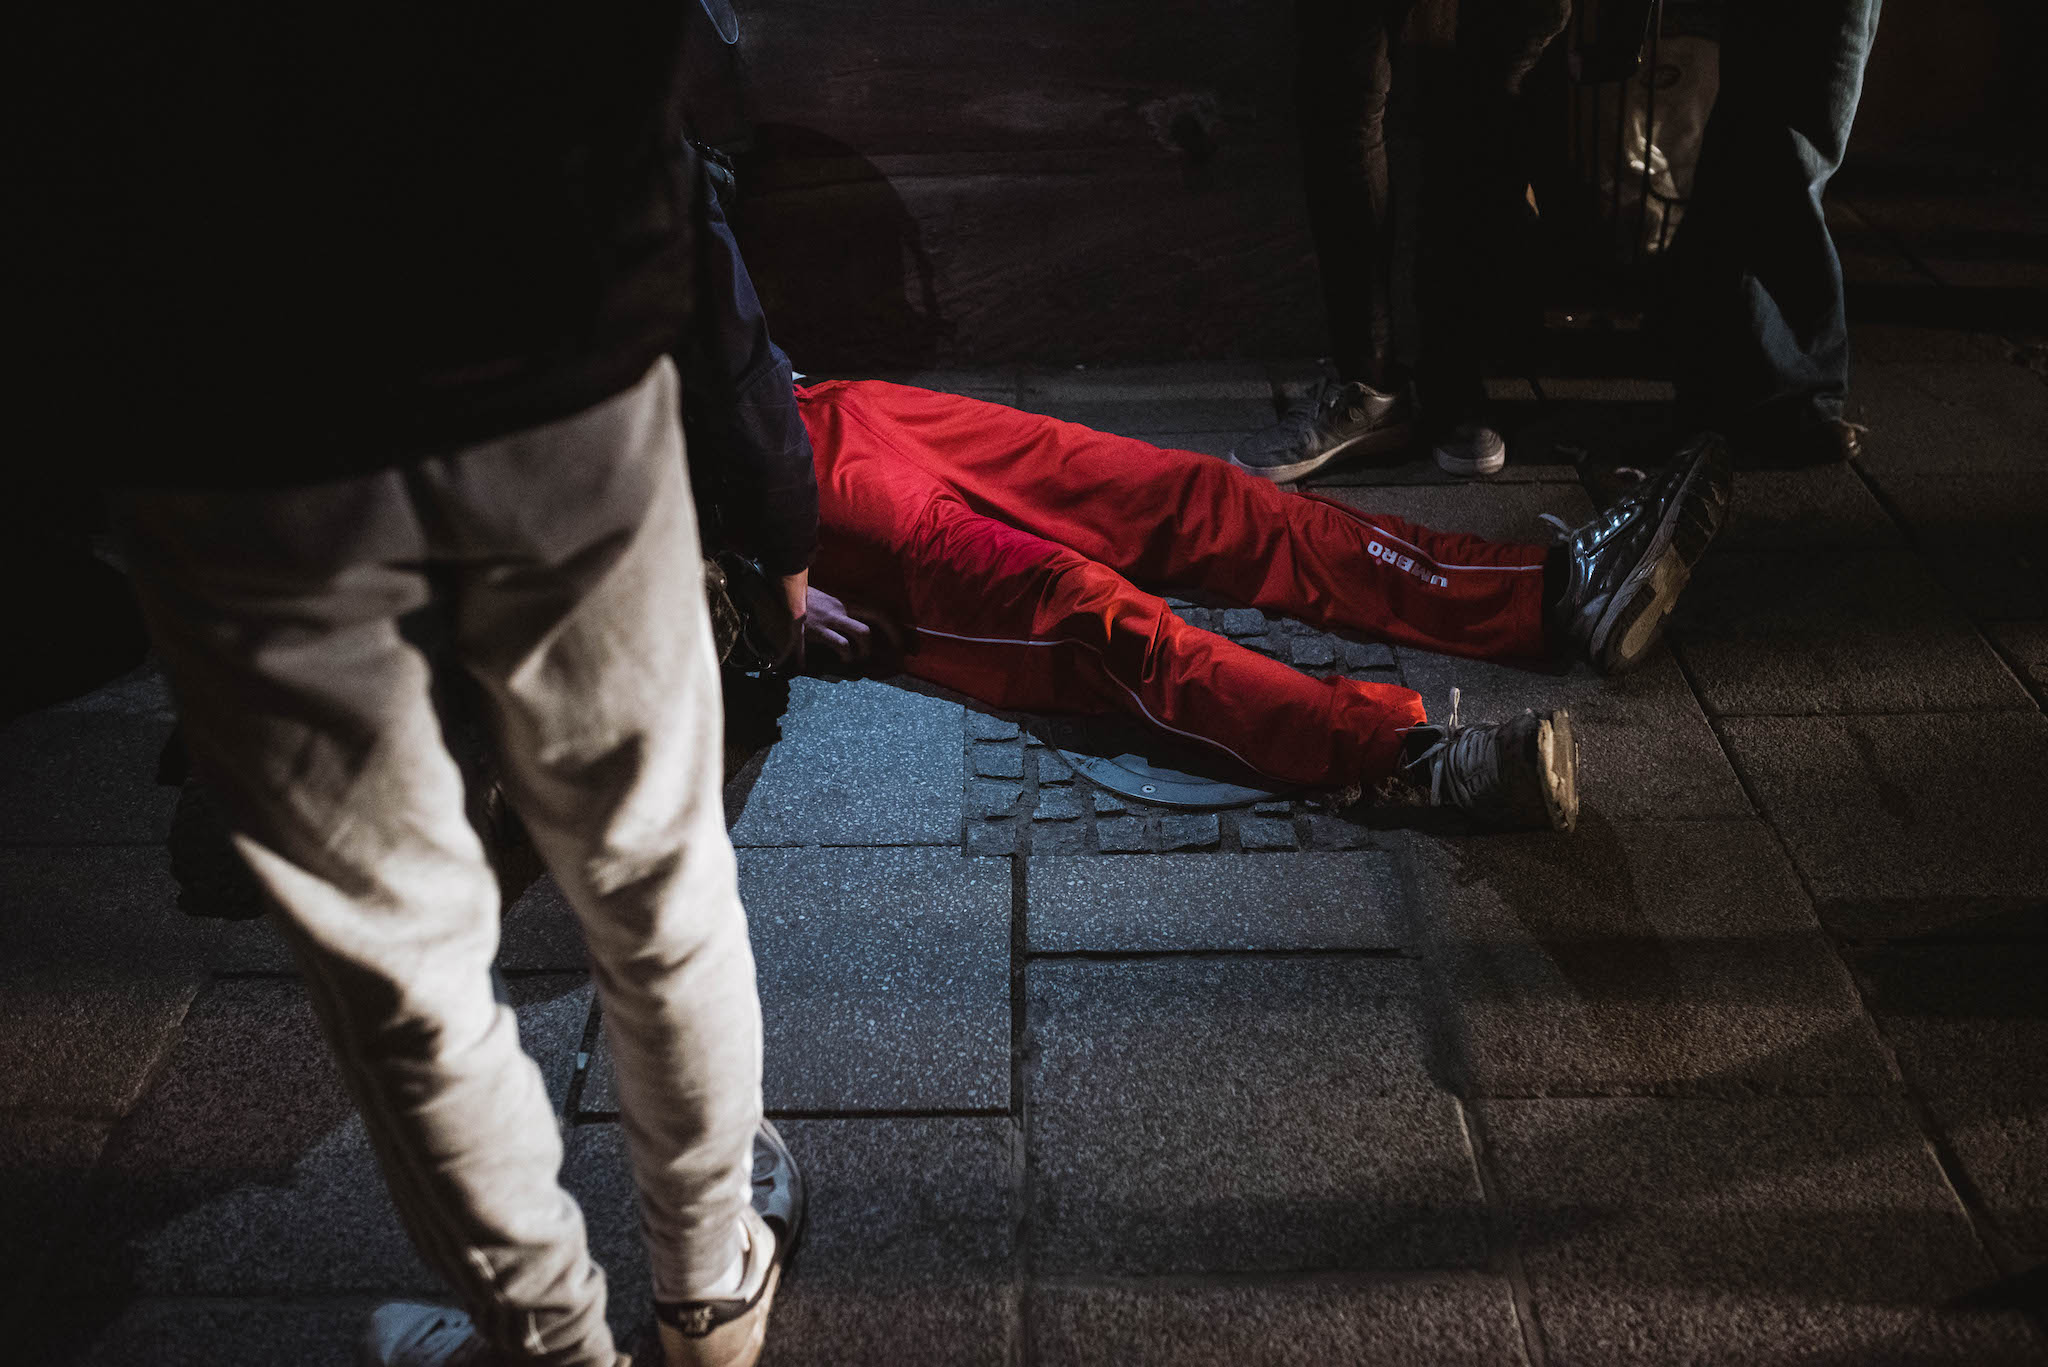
[1230,378,1415,483]
[1547,432,1732,674]
[1386,689,1579,833]
[645,1121,807,1367]
[1432,421,1507,478]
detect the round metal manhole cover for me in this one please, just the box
[1025,715,1289,812]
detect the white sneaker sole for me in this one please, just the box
[1433,432,1507,478]
[1535,711,1580,833]
[1230,420,1414,484]
[1585,441,1717,674]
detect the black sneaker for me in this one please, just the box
[1546,432,1732,675]
[1230,377,1415,483]
[1386,689,1579,833]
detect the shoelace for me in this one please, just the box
[1264,378,1342,447]
[1401,687,1503,809]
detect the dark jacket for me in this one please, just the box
[21,5,706,489]
[676,152,819,578]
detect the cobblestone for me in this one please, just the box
[970,743,1024,779]
[1236,815,1299,850]
[1158,813,1221,851]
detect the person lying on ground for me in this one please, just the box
[773,380,1729,835]
[682,154,1731,837]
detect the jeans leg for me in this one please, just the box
[1670,0,1884,430]
[116,475,615,1364]
[440,358,761,1306]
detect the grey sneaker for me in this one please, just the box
[356,1304,502,1367]
[1386,689,1579,833]
[646,1121,807,1367]
[1547,432,1731,675]
[358,1302,634,1367]
[1230,377,1414,483]
[1433,421,1507,478]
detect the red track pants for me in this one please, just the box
[798,380,1551,789]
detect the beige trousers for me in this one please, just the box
[116,358,761,1365]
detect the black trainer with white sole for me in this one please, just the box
[1230,377,1415,483]
[1547,432,1732,675]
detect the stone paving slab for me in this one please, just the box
[730,678,964,847]
[1852,944,2048,1253]
[1307,455,1583,488]
[1718,712,2048,905]
[1403,821,1892,1097]
[1011,368,1277,438]
[1024,363,1275,403]
[1393,651,1749,822]
[1121,430,1246,459]
[0,847,215,1116]
[562,1117,1015,1366]
[1839,190,2048,293]
[1847,320,2016,366]
[1502,400,1681,477]
[1017,398,1273,438]
[48,663,177,719]
[1026,958,1486,1276]
[1027,1274,1525,1366]
[1532,378,1677,403]
[200,872,592,976]
[496,877,594,972]
[1014,363,1275,435]
[586,847,1010,1113]
[1675,550,2032,715]
[1988,621,2047,710]
[1026,852,1403,953]
[1719,465,1906,551]
[1321,479,1595,546]
[0,712,178,845]
[852,369,1022,404]
[1816,896,2048,944]
[1860,467,2048,621]
[1849,361,2048,475]
[66,975,589,1297]
[0,1114,111,1326]
[1479,1096,2047,1365]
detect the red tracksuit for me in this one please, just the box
[798,380,1550,789]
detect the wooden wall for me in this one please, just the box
[715,3,1326,370]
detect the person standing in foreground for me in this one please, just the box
[1664,0,1884,466]
[25,7,804,1365]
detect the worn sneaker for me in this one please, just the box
[1433,421,1507,478]
[1546,432,1731,675]
[643,1121,807,1367]
[358,1303,636,1367]
[1230,377,1415,483]
[356,1304,503,1367]
[1387,689,1578,832]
